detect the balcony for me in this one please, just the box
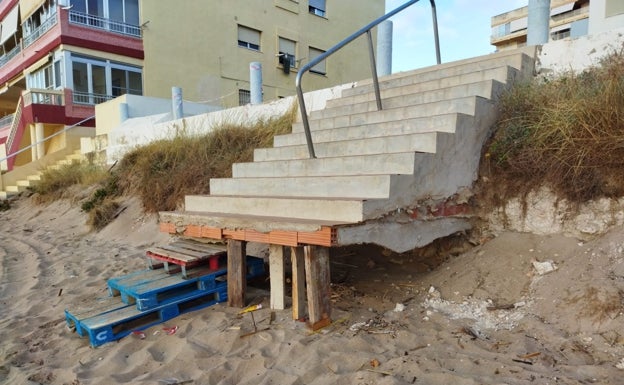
[23,89,64,106]
[68,10,141,38]
[23,14,58,48]
[72,91,113,105]
[0,45,22,67]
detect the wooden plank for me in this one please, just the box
[227,240,247,308]
[158,244,212,259]
[291,246,306,320]
[147,247,199,264]
[168,241,226,255]
[269,244,286,310]
[304,245,331,330]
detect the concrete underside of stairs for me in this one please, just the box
[159,47,537,253]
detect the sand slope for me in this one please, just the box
[1,196,623,384]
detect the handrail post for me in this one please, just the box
[295,80,316,158]
[366,30,383,111]
[430,0,441,64]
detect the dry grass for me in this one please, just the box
[33,161,109,203]
[114,105,296,213]
[482,51,624,204]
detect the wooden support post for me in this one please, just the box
[227,240,247,308]
[291,246,306,320]
[269,244,286,310]
[304,245,331,330]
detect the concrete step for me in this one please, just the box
[16,179,33,188]
[319,79,504,119]
[0,190,17,200]
[344,50,533,97]
[232,152,418,178]
[293,95,485,133]
[254,131,441,161]
[27,173,42,181]
[5,184,27,193]
[185,195,373,223]
[278,113,468,147]
[209,174,395,199]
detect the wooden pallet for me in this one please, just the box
[66,284,228,347]
[146,240,227,278]
[108,256,264,311]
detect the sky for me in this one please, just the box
[385,0,528,72]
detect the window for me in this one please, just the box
[27,62,61,90]
[309,47,326,75]
[70,0,139,24]
[309,0,325,17]
[278,37,296,68]
[71,54,142,104]
[238,25,261,51]
[239,89,250,105]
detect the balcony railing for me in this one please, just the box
[23,14,58,48]
[23,89,64,106]
[68,10,141,38]
[73,91,113,105]
[0,45,22,67]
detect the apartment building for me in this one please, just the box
[491,0,591,50]
[0,0,384,172]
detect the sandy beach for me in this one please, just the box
[1,195,624,384]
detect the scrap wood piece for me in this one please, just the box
[487,303,516,311]
[518,352,541,360]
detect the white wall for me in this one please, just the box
[104,82,356,164]
[536,26,624,75]
[589,0,624,34]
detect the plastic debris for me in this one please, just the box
[163,325,178,335]
[131,330,146,339]
[532,260,557,275]
[239,303,263,314]
[393,303,405,312]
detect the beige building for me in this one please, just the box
[491,0,591,50]
[141,0,386,108]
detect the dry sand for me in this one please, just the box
[1,196,623,385]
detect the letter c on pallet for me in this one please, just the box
[96,331,108,342]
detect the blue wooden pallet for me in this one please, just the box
[66,284,228,347]
[107,256,265,311]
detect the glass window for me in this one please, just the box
[309,0,325,17]
[87,0,104,16]
[72,61,89,93]
[278,37,296,67]
[238,25,261,51]
[71,0,87,13]
[125,0,139,25]
[109,0,124,21]
[309,47,326,74]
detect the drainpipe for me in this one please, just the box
[172,87,183,120]
[377,20,393,76]
[250,62,263,105]
[29,124,38,161]
[35,123,44,160]
[527,0,551,45]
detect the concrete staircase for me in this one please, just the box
[160,48,536,253]
[0,150,84,200]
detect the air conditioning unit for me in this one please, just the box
[282,56,291,74]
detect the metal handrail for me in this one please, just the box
[295,0,441,158]
[0,115,95,166]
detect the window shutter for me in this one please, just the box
[238,25,260,46]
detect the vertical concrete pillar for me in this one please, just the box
[527,0,551,45]
[35,123,44,160]
[171,87,183,120]
[29,125,38,161]
[250,62,263,105]
[377,20,393,76]
[119,102,129,122]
